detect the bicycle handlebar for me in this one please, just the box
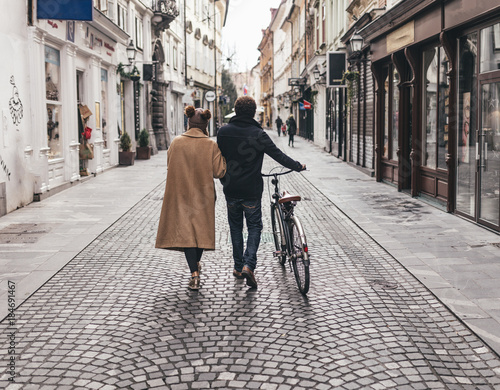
[262,169,294,177]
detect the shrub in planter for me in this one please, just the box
[136,129,152,160]
[119,131,135,166]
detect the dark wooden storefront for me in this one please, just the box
[362,0,500,231]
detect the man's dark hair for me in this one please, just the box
[234,96,256,117]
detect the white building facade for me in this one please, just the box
[0,0,180,216]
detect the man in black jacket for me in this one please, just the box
[217,96,305,288]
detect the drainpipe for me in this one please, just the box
[184,0,188,86]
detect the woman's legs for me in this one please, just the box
[184,248,204,276]
[184,248,203,290]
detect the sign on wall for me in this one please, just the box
[327,52,346,87]
[37,0,93,21]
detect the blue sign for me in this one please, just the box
[38,0,93,21]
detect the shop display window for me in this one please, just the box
[422,46,449,171]
[392,67,399,161]
[383,70,389,158]
[456,33,478,216]
[101,69,108,149]
[45,46,62,159]
[382,65,399,161]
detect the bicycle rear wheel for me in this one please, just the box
[271,203,286,266]
[290,217,309,295]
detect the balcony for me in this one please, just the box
[151,0,180,35]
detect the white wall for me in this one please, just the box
[0,1,33,213]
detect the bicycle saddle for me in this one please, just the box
[279,191,302,204]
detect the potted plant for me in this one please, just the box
[119,131,135,166]
[342,70,360,111]
[136,129,152,160]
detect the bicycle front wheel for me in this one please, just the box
[290,217,310,295]
[271,203,286,266]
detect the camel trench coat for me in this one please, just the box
[155,128,226,251]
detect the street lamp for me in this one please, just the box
[188,76,194,87]
[126,40,137,64]
[313,65,321,81]
[349,31,364,55]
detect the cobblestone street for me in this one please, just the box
[1,146,500,389]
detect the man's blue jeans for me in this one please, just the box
[226,197,263,272]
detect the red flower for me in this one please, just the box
[82,126,92,140]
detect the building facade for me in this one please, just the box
[184,0,228,135]
[257,0,500,232]
[0,0,230,217]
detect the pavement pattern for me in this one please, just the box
[1,155,500,389]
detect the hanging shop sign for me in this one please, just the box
[327,52,346,87]
[205,91,216,102]
[38,0,94,21]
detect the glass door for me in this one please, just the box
[456,24,500,230]
[479,81,500,227]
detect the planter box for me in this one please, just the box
[136,146,152,160]
[119,151,136,166]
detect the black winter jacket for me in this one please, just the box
[217,116,302,199]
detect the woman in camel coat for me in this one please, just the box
[156,106,226,290]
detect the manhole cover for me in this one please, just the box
[0,223,54,244]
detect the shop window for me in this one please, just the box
[101,69,108,149]
[392,68,399,161]
[383,70,389,159]
[422,46,449,170]
[456,33,478,216]
[45,46,62,160]
[120,81,126,137]
[381,64,401,161]
[480,23,500,73]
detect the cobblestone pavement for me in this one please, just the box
[1,156,500,389]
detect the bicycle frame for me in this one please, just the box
[269,173,305,261]
[264,169,310,295]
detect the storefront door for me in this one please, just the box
[478,80,500,228]
[456,24,500,230]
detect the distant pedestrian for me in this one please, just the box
[275,115,283,136]
[156,106,226,290]
[287,114,297,147]
[217,96,305,289]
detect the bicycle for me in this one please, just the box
[263,169,310,295]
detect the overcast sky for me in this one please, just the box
[221,0,282,73]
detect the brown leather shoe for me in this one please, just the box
[188,276,200,290]
[233,269,244,279]
[241,266,257,288]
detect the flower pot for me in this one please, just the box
[136,146,152,160]
[130,75,140,82]
[119,151,136,166]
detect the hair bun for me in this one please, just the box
[201,109,212,121]
[185,105,196,118]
